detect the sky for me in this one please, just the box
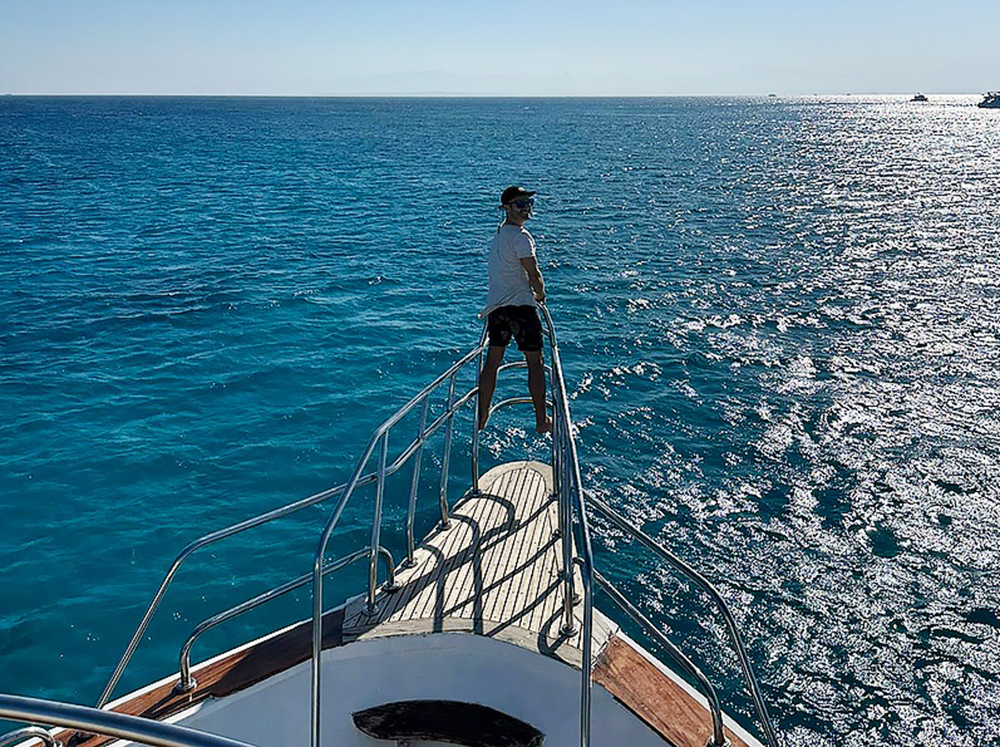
[2,0,998,96]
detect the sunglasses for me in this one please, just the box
[510,198,534,209]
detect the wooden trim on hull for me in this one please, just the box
[56,609,345,747]
[54,621,751,747]
[594,635,751,747]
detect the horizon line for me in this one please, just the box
[2,91,988,99]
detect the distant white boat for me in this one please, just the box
[910,93,928,102]
[978,92,1000,108]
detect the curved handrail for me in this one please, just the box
[538,304,596,747]
[593,571,728,746]
[0,727,59,747]
[97,479,356,707]
[586,492,779,747]
[175,547,394,692]
[99,348,484,709]
[0,695,255,747]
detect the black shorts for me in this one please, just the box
[487,305,544,352]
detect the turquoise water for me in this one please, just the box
[2,95,999,746]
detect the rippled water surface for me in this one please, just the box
[2,96,999,745]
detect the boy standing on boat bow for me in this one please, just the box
[478,186,552,434]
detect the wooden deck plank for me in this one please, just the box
[442,482,501,619]
[480,466,545,628]
[409,544,446,622]
[529,511,559,631]
[411,509,472,621]
[514,491,548,632]
[517,475,559,634]
[448,470,517,622]
[480,471,530,624]
[437,493,491,621]
[485,490,530,625]
[526,484,559,634]
[511,469,550,621]
[492,505,525,627]
[470,482,517,622]
[526,475,553,617]
[459,486,508,620]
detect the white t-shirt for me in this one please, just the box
[482,223,536,317]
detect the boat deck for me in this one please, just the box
[342,461,602,666]
[51,460,756,747]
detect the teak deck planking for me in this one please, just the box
[40,461,752,747]
[343,461,580,654]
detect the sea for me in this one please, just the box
[2,95,999,746]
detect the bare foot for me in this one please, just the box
[536,416,552,434]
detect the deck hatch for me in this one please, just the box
[352,699,544,747]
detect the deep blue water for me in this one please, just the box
[2,95,999,746]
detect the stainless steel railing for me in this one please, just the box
[0,727,59,747]
[98,480,360,707]
[96,339,487,743]
[174,547,396,692]
[593,571,728,746]
[536,304,595,747]
[309,344,486,747]
[97,354,480,708]
[0,695,255,747]
[89,302,776,747]
[585,492,780,747]
[537,304,780,747]
[303,305,584,747]
[302,302,777,747]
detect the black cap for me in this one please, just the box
[500,185,536,205]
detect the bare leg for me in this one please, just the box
[524,350,552,434]
[478,345,506,430]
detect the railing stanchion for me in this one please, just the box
[438,374,457,529]
[575,558,593,747]
[559,420,576,634]
[405,398,430,568]
[539,303,597,746]
[312,430,381,747]
[367,432,390,612]
[593,571,728,747]
[472,327,487,494]
[545,311,577,637]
